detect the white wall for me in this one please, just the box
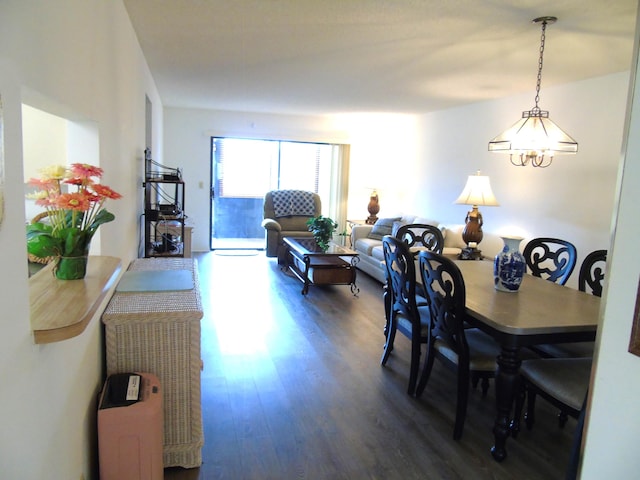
[163,107,422,252]
[0,1,162,478]
[581,9,640,476]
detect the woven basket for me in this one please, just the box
[28,212,55,265]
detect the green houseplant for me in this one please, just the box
[306,215,338,251]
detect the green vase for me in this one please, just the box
[55,255,88,280]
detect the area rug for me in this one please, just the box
[213,250,260,256]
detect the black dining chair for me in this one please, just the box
[512,357,592,435]
[380,235,431,395]
[416,250,502,440]
[395,223,445,305]
[579,249,607,297]
[523,237,577,286]
[534,249,607,359]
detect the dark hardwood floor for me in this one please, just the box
[165,251,577,479]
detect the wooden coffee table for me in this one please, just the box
[282,236,360,295]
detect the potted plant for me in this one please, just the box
[26,163,122,279]
[306,215,338,251]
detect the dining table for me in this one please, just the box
[450,258,600,461]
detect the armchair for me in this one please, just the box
[261,190,322,264]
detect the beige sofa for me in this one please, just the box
[351,215,504,283]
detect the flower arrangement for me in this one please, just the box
[26,163,121,278]
[306,215,338,251]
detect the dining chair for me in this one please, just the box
[380,235,431,395]
[512,357,592,435]
[534,249,607,359]
[395,223,445,305]
[522,237,577,286]
[416,250,502,440]
[395,223,445,254]
[578,249,607,297]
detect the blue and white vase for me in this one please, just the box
[494,236,526,292]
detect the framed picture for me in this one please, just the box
[628,277,640,356]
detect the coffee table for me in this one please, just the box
[282,236,360,295]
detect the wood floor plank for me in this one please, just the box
[164,252,576,479]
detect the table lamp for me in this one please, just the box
[454,171,499,260]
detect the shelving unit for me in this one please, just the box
[143,150,187,258]
[143,178,186,257]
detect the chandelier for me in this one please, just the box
[488,16,578,168]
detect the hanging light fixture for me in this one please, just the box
[488,16,578,168]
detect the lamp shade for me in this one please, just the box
[455,173,499,207]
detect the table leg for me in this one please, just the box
[301,256,311,295]
[491,345,522,462]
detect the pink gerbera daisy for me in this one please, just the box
[69,163,104,179]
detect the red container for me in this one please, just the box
[98,372,163,480]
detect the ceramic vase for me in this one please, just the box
[494,236,525,292]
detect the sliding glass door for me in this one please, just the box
[210,137,348,250]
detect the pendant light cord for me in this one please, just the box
[533,19,548,113]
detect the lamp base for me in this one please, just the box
[458,247,483,261]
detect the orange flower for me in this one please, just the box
[92,184,123,200]
[64,177,87,186]
[56,192,91,212]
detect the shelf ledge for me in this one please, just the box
[30,256,122,344]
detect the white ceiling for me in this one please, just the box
[123,0,638,116]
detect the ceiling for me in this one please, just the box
[123,0,638,116]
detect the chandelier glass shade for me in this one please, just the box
[489,16,578,168]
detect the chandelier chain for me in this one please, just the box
[533,20,548,111]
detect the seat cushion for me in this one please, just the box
[520,358,592,411]
[532,342,594,358]
[354,237,382,256]
[434,328,501,372]
[371,245,385,262]
[395,305,431,337]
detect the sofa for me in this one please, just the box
[262,190,322,264]
[351,215,504,283]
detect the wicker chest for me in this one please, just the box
[102,258,204,468]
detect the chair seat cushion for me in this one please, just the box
[532,342,594,358]
[520,358,592,411]
[434,328,501,371]
[396,305,430,337]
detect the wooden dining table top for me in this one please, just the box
[452,258,600,336]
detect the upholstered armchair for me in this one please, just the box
[261,190,322,263]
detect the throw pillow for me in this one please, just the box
[391,220,408,238]
[367,217,402,240]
